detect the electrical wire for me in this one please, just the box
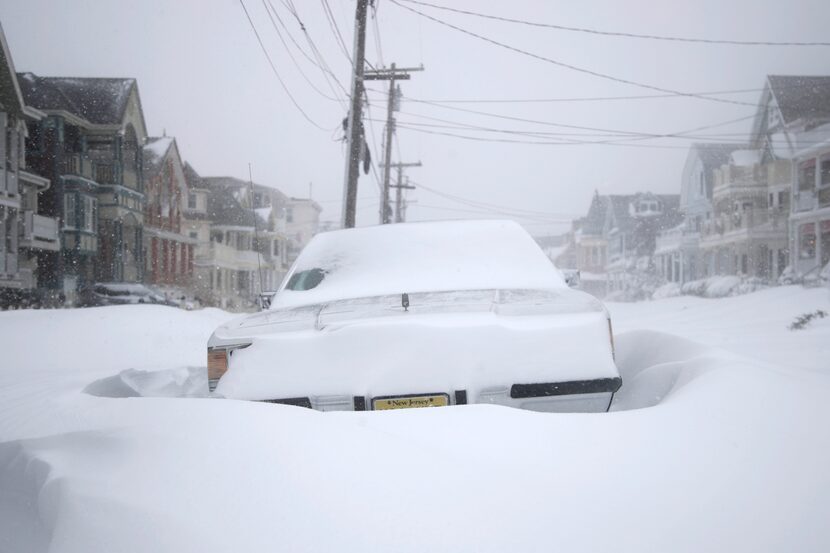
[260,0,345,105]
[274,0,350,95]
[396,0,830,47]
[389,0,756,107]
[238,0,330,131]
[411,179,577,218]
[321,0,354,63]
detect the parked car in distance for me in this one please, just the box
[207,220,621,412]
[77,283,169,307]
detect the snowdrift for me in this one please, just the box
[1,288,829,552]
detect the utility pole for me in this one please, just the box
[341,0,370,229]
[365,64,423,224]
[384,161,420,223]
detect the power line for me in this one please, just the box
[238,0,330,131]
[321,0,354,63]
[367,87,766,105]
[370,1,386,67]
[375,98,760,142]
[397,0,830,47]
[271,0,350,95]
[260,0,346,105]
[389,0,755,107]
[411,202,574,223]
[411,180,577,218]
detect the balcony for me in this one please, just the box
[656,226,700,255]
[20,212,61,251]
[62,153,96,181]
[713,165,765,199]
[197,242,262,270]
[95,163,116,184]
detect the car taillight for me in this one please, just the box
[207,348,229,392]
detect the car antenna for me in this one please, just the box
[248,163,265,308]
[402,293,410,312]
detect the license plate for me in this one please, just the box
[372,393,449,410]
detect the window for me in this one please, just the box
[81,196,96,232]
[285,268,325,291]
[63,194,77,229]
[778,191,787,207]
[188,193,196,209]
[820,156,830,187]
[768,193,775,207]
[799,159,816,191]
[189,231,198,240]
[272,240,280,256]
[286,207,294,223]
[799,223,816,259]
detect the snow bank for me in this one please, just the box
[612,285,830,373]
[674,275,765,299]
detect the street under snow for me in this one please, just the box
[1,285,829,552]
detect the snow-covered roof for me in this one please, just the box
[730,149,761,167]
[17,72,137,125]
[142,136,175,177]
[767,75,830,125]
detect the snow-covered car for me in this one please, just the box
[78,283,169,307]
[206,220,621,412]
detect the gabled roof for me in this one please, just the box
[183,162,206,190]
[767,75,830,125]
[207,186,268,228]
[0,23,27,117]
[143,136,175,178]
[607,193,681,233]
[17,72,137,125]
[581,192,610,236]
[690,143,745,171]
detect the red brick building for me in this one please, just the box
[142,137,194,288]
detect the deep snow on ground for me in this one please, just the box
[608,285,830,373]
[0,287,829,553]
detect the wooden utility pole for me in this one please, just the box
[341,0,370,229]
[385,162,420,223]
[365,64,423,224]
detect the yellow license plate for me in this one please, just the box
[372,394,449,410]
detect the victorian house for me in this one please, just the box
[142,136,194,290]
[654,143,742,284]
[0,23,58,298]
[697,75,828,279]
[605,193,681,295]
[183,168,269,310]
[787,78,830,277]
[19,72,148,299]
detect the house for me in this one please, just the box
[697,75,830,279]
[655,143,743,284]
[201,176,293,292]
[787,78,830,276]
[605,193,681,296]
[19,71,149,299]
[142,136,195,291]
[574,192,610,274]
[0,23,59,301]
[183,169,271,310]
[283,197,322,263]
[560,192,611,297]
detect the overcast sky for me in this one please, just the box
[2,0,829,234]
